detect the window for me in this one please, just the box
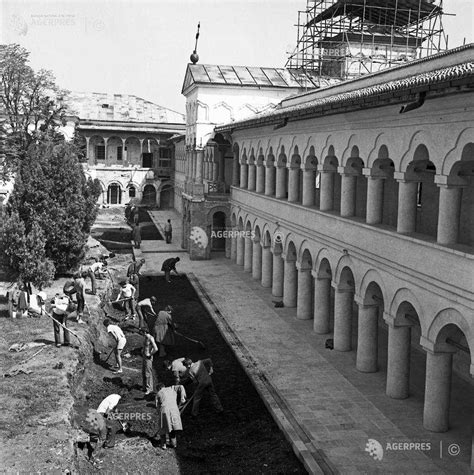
[128,186,136,198]
[142,153,153,168]
[117,146,123,160]
[417,182,423,207]
[96,145,105,160]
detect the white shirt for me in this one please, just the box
[52,296,69,315]
[118,283,135,299]
[97,394,121,414]
[107,324,126,343]
[90,262,104,273]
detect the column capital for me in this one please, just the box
[331,282,353,293]
[295,262,311,271]
[420,336,457,354]
[354,294,380,307]
[434,174,465,187]
[394,171,418,182]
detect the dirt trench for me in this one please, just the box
[70,273,307,474]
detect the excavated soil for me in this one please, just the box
[74,275,306,474]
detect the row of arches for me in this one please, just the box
[228,211,473,456]
[232,132,474,248]
[95,182,173,207]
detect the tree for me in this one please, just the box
[0,44,68,181]
[1,44,102,280]
[5,138,101,275]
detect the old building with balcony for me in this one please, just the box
[66,92,185,207]
[175,44,474,469]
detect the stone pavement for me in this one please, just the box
[133,209,470,474]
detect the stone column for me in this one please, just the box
[212,161,219,182]
[103,137,109,166]
[191,150,196,180]
[313,275,331,334]
[356,304,379,372]
[236,234,244,266]
[218,147,225,183]
[252,238,262,280]
[423,350,453,432]
[275,166,287,199]
[240,162,248,189]
[296,265,312,320]
[230,228,237,262]
[397,179,418,234]
[138,138,143,167]
[283,259,297,307]
[302,169,315,206]
[261,245,272,288]
[232,149,240,186]
[244,235,253,272]
[366,176,384,224]
[86,137,92,166]
[340,173,357,217]
[288,167,300,203]
[248,164,256,191]
[319,170,334,211]
[256,165,265,193]
[195,149,204,184]
[437,185,462,245]
[386,320,411,399]
[333,288,353,351]
[271,249,284,297]
[265,165,276,196]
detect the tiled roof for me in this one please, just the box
[66,92,185,124]
[182,64,340,93]
[216,61,474,132]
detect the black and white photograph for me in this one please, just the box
[0,0,473,473]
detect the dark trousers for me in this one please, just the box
[88,270,96,295]
[165,231,172,243]
[76,293,84,318]
[105,418,121,447]
[53,312,70,345]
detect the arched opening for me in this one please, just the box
[446,143,474,247]
[333,265,356,351]
[406,144,439,238]
[107,183,122,205]
[296,248,313,320]
[142,184,156,205]
[124,137,141,166]
[128,185,136,199]
[211,211,226,251]
[283,241,298,307]
[160,186,173,209]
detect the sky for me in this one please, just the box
[1,0,473,114]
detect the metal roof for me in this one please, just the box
[182,64,334,93]
[309,0,441,28]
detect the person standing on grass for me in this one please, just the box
[132,224,142,249]
[141,328,158,395]
[51,293,71,347]
[103,319,127,374]
[182,358,223,417]
[164,219,172,244]
[161,257,180,283]
[73,272,86,324]
[155,382,186,449]
[116,280,136,320]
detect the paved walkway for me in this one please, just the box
[134,209,471,474]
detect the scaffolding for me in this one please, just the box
[286,0,448,80]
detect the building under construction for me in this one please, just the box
[286,0,447,80]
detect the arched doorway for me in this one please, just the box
[107,183,122,205]
[142,184,156,205]
[160,186,173,209]
[211,211,226,251]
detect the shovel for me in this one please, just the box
[174,330,206,349]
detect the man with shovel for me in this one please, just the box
[103,319,127,374]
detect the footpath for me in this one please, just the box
[139,209,471,475]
